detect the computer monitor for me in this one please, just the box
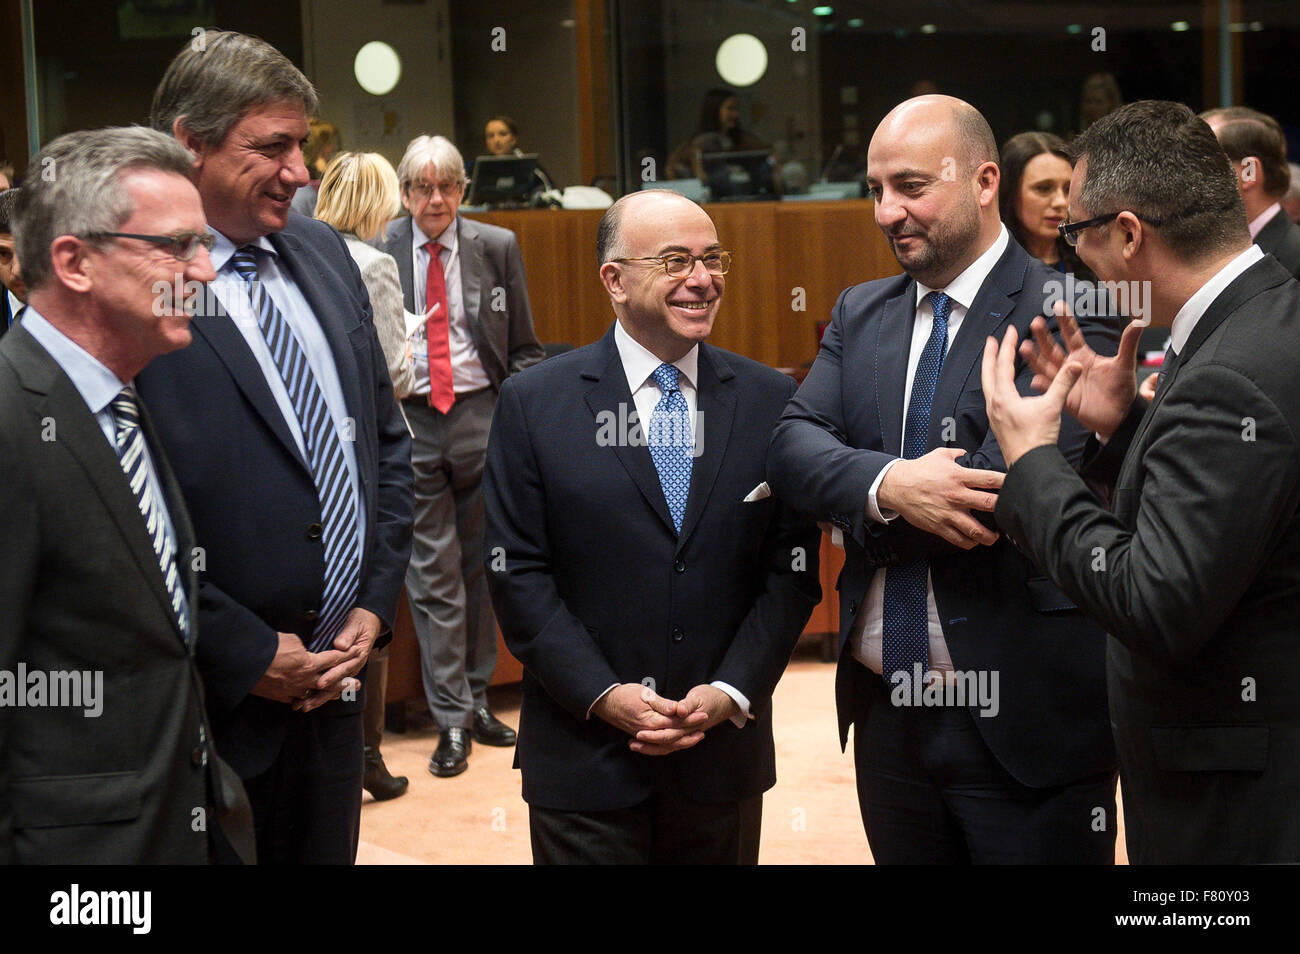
[698,150,779,201]
[466,154,540,208]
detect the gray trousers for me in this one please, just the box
[403,390,497,730]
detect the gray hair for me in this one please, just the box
[396,135,466,192]
[13,126,195,290]
[150,30,318,150]
[1071,100,1247,262]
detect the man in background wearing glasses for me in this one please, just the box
[0,126,253,863]
[380,135,543,779]
[768,95,1120,864]
[483,189,821,863]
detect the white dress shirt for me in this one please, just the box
[852,225,1011,674]
[21,306,178,550]
[1170,244,1264,355]
[1248,202,1283,241]
[585,321,750,727]
[205,229,367,555]
[408,218,491,395]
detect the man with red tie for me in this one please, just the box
[381,135,544,776]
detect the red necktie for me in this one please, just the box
[424,241,455,413]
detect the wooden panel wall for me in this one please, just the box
[468,199,901,370]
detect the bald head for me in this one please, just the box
[597,189,712,267]
[874,95,998,176]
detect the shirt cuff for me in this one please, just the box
[587,683,619,720]
[711,681,751,728]
[867,458,902,523]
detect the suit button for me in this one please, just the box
[191,746,206,768]
[304,609,319,623]
[306,522,323,539]
[674,559,686,574]
[671,626,684,643]
[848,601,859,616]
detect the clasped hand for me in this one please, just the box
[593,683,739,756]
[250,607,382,713]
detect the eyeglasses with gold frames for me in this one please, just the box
[611,250,732,278]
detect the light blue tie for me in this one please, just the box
[882,291,951,685]
[231,246,360,652]
[648,363,693,533]
[110,387,190,641]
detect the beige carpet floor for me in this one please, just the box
[357,645,1127,864]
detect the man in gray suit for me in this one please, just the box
[0,127,253,863]
[380,134,544,776]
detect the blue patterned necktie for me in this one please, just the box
[110,387,190,640]
[231,246,360,652]
[648,362,693,533]
[882,291,951,686]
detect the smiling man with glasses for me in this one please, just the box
[379,134,544,779]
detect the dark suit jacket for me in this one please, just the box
[483,328,821,811]
[135,214,414,780]
[0,323,253,863]
[1254,206,1300,279]
[767,237,1118,789]
[379,214,544,391]
[996,255,1300,863]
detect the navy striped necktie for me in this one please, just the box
[230,245,360,652]
[110,387,190,640]
[882,290,951,686]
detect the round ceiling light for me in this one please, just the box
[715,33,768,88]
[354,41,401,96]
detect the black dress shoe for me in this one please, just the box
[472,706,517,747]
[363,746,409,801]
[429,726,471,777]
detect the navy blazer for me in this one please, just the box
[136,214,414,779]
[768,237,1119,789]
[483,327,821,811]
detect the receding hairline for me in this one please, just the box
[598,190,714,264]
[872,95,998,171]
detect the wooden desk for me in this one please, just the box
[467,199,900,369]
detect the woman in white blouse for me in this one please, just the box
[315,151,415,399]
[314,151,413,801]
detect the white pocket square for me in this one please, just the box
[743,482,772,502]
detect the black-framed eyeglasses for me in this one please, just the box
[611,251,732,278]
[1058,212,1164,247]
[85,230,216,261]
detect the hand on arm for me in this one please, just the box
[875,447,1004,548]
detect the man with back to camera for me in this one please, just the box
[483,189,821,863]
[1,188,27,336]
[767,95,1120,864]
[135,30,413,864]
[0,126,253,863]
[379,134,543,778]
[983,99,1300,863]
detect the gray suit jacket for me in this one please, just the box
[379,215,544,392]
[0,322,254,863]
[344,235,416,398]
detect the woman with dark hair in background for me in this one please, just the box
[467,114,554,198]
[999,131,1093,280]
[666,88,770,180]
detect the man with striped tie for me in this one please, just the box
[768,95,1119,863]
[0,127,254,863]
[136,32,413,863]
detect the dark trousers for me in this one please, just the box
[529,792,763,865]
[853,664,1116,864]
[216,706,364,865]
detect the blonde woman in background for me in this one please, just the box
[315,150,414,801]
[316,151,415,401]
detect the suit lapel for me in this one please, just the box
[393,218,416,312]
[582,329,678,536]
[875,290,913,457]
[8,327,188,645]
[676,344,737,551]
[457,217,486,346]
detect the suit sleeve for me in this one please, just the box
[767,288,897,546]
[194,582,281,716]
[362,252,415,399]
[996,364,1300,662]
[503,235,545,377]
[712,378,823,705]
[483,377,621,721]
[0,426,36,862]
